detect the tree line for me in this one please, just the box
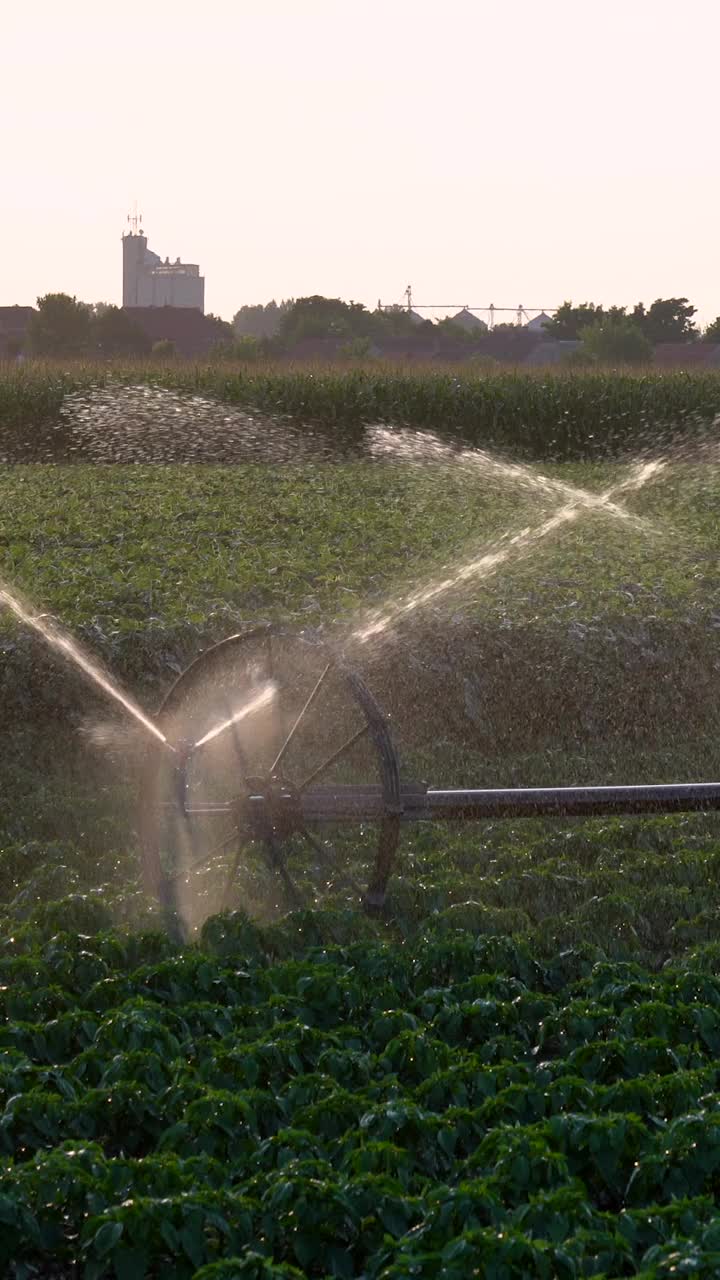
[230,295,720,365]
[20,294,446,359]
[545,298,702,342]
[19,296,232,358]
[16,292,720,363]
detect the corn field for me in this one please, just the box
[1,360,720,459]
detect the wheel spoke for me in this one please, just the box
[300,826,329,860]
[221,841,247,908]
[298,722,370,792]
[274,849,301,906]
[254,833,300,905]
[271,661,333,775]
[265,629,286,766]
[168,824,239,878]
[301,828,363,895]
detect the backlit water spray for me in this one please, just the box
[367,426,658,533]
[0,584,172,750]
[0,421,664,761]
[193,683,277,749]
[353,458,665,644]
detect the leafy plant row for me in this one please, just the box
[4,909,720,1275]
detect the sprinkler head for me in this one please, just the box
[172,738,194,767]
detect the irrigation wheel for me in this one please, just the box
[139,625,401,929]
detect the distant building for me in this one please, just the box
[0,306,34,357]
[378,303,431,328]
[122,228,204,311]
[123,307,229,356]
[452,308,488,333]
[526,311,553,333]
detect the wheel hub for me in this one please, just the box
[236,775,304,845]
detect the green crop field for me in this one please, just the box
[3,369,720,1276]
[1,455,719,634]
[5,359,720,460]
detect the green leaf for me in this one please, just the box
[94,1220,124,1256]
[160,1217,180,1251]
[0,1195,20,1226]
[180,1222,207,1269]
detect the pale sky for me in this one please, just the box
[3,0,719,324]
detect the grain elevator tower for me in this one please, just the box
[121,213,204,311]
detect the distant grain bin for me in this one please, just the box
[452,308,488,333]
[122,223,204,312]
[526,311,552,333]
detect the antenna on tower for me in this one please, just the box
[127,201,143,235]
[404,284,413,313]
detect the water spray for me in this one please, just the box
[193,683,276,750]
[0,586,174,753]
[352,458,666,645]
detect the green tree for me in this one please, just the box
[205,313,234,345]
[233,300,292,338]
[544,301,605,340]
[233,334,262,360]
[91,306,150,356]
[151,338,176,359]
[702,317,720,342]
[210,335,262,361]
[28,293,92,356]
[279,296,377,344]
[579,317,653,366]
[605,305,630,322]
[632,297,698,343]
[339,335,374,359]
[373,304,425,337]
[434,318,475,342]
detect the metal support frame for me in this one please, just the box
[178,780,720,831]
[298,781,720,823]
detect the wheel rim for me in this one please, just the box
[139,625,401,929]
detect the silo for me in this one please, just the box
[122,232,147,307]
